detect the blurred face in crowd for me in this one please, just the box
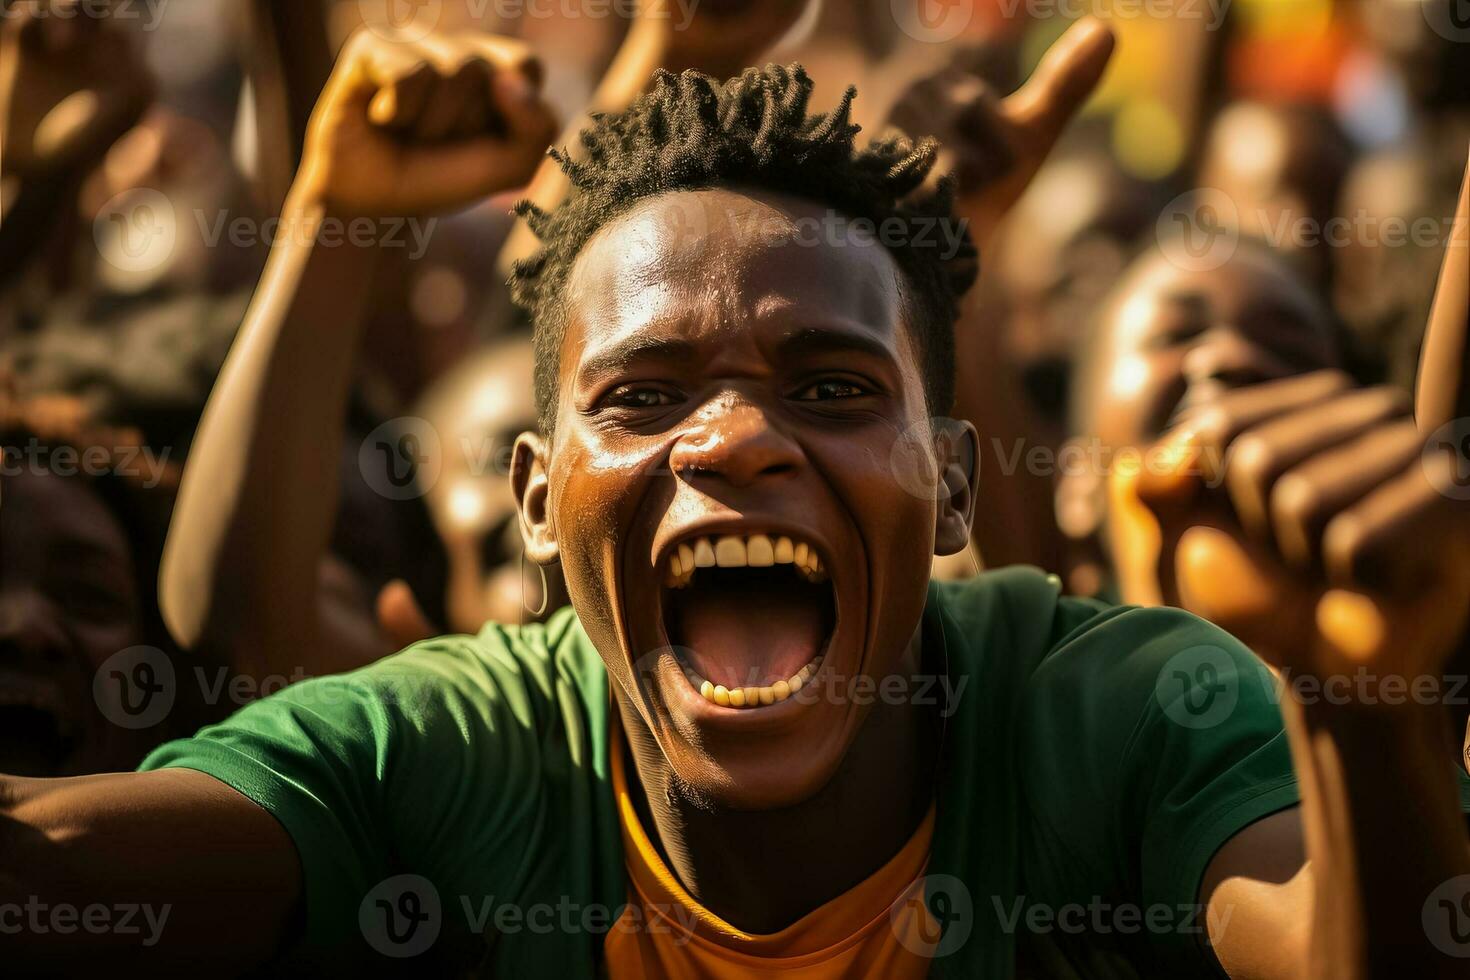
[1357,0,1470,108]
[1197,102,1351,289]
[0,466,149,776]
[992,154,1155,431]
[517,188,973,809]
[419,337,566,630]
[1059,247,1342,604]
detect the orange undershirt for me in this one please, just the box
[605,717,940,978]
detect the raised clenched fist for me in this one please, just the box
[1136,370,1470,691]
[295,27,557,217]
[0,0,154,178]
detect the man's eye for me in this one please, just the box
[606,386,677,408]
[794,379,869,401]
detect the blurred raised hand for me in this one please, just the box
[1136,151,1470,689]
[496,0,814,277]
[885,17,1115,252]
[295,27,556,216]
[0,0,153,178]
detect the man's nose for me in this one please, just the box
[1183,327,1295,390]
[0,590,67,667]
[669,400,803,487]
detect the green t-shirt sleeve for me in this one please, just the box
[137,628,567,967]
[1017,603,1299,976]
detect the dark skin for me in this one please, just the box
[5,23,1470,977]
[880,19,1116,572]
[510,189,971,930]
[0,0,153,292]
[0,467,144,777]
[1060,246,1343,604]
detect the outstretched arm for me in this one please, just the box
[0,769,299,970]
[1141,150,1470,978]
[159,28,555,675]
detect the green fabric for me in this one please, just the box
[143,567,1319,977]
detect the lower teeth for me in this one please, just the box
[692,656,823,708]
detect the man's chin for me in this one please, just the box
[665,726,854,812]
[643,655,860,810]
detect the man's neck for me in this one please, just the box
[615,630,939,934]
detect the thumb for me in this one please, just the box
[1415,147,1470,430]
[1004,17,1115,146]
[377,579,437,650]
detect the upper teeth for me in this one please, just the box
[666,534,826,587]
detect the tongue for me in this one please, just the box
[674,578,829,689]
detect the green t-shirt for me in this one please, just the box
[140,567,1308,977]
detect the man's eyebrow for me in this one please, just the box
[577,335,701,382]
[776,326,899,364]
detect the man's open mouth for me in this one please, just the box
[660,533,836,709]
[0,671,79,777]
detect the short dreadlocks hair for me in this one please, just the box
[509,64,978,435]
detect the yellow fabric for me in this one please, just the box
[605,717,939,978]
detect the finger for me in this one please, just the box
[1323,457,1466,594]
[1225,386,1410,545]
[1174,525,1311,663]
[1003,17,1116,146]
[1188,370,1354,484]
[412,63,481,144]
[454,33,542,88]
[366,58,437,131]
[440,34,548,139]
[490,70,556,145]
[1270,419,1424,570]
[1415,147,1470,430]
[447,57,493,139]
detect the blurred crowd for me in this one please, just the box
[0,0,1466,777]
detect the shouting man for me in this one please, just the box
[5,21,1470,979]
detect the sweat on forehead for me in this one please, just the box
[564,189,911,339]
[508,65,976,436]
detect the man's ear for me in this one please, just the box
[934,418,980,556]
[511,431,559,565]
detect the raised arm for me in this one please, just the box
[0,768,299,970]
[0,0,152,290]
[1136,150,1470,978]
[884,18,1115,571]
[159,27,555,675]
[493,0,811,281]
